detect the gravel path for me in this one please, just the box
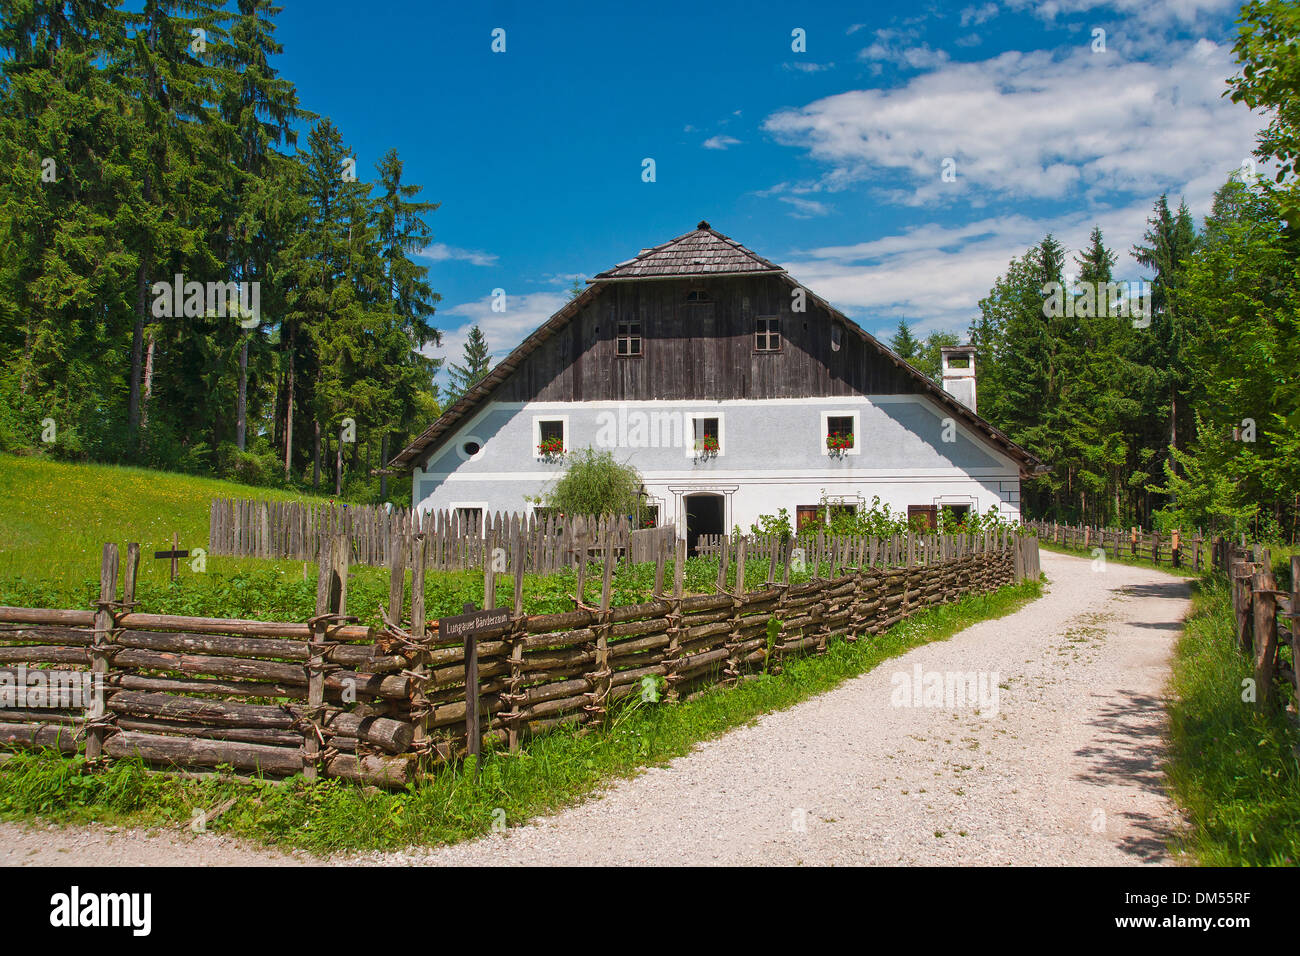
[1,550,1190,866]
[0,820,309,866]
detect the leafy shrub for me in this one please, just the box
[544,447,644,518]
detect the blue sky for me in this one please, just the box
[271,0,1265,386]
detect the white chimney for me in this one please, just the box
[941,345,977,413]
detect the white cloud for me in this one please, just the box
[781,200,1182,339]
[765,39,1264,205]
[960,3,999,26]
[428,291,569,384]
[417,243,499,267]
[779,196,831,218]
[702,135,742,150]
[860,42,951,69]
[1009,0,1238,26]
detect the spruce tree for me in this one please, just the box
[116,0,229,448]
[215,0,308,451]
[446,325,492,402]
[889,319,920,361]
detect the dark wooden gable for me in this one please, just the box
[494,274,921,403]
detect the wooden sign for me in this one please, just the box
[439,602,511,764]
[438,605,510,640]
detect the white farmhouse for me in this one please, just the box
[391,222,1046,551]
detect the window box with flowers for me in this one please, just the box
[694,434,720,459]
[826,432,854,457]
[537,435,566,462]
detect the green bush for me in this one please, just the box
[544,447,644,518]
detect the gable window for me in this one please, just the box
[820,410,860,456]
[533,415,569,461]
[755,315,780,352]
[616,320,642,356]
[685,412,724,459]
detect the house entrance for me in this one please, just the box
[684,493,725,556]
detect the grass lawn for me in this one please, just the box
[1166,568,1300,866]
[0,453,341,603]
[0,451,918,626]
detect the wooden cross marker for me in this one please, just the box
[154,532,189,582]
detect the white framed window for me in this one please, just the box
[532,415,569,460]
[449,501,489,536]
[684,412,725,459]
[820,409,861,456]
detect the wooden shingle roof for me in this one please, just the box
[592,221,785,280]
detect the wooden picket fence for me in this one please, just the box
[209,498,674,573]
[0,528,1040,784]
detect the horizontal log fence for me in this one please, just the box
[0,538,412,787]
[0,528,1040,785]
[209,498,674,574]
[374,525,1038,766]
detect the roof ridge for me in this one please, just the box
[592,221,785,280]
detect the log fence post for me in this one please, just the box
[85,543,121,764]
[306,533,349,781]
[506,523,528,752]
[724,536,747,684]
[408,535,430,766]
[584,527,615,724]
[1252,558,1278,707]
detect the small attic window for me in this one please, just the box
[755,316,780,352]
[685,290,712,303]
[617,320,642,356]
